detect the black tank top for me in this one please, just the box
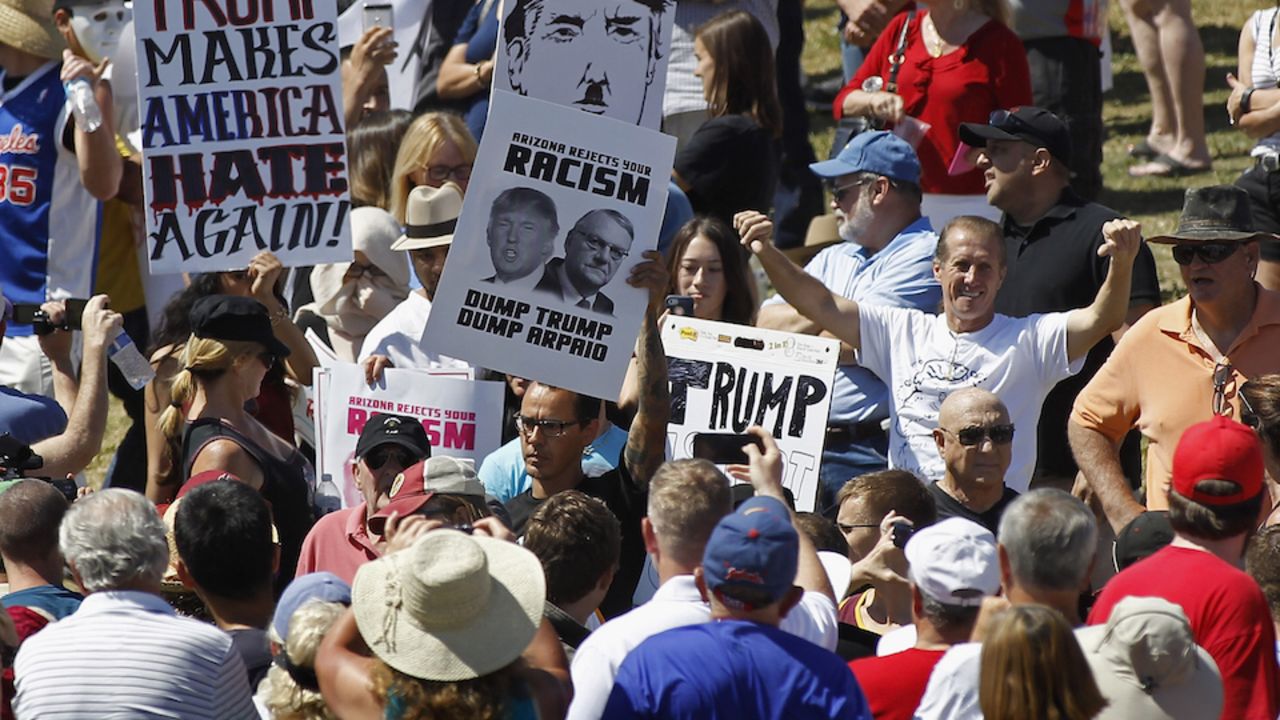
[182,418,315,590]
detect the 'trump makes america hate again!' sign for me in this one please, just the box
[135,0,353,273]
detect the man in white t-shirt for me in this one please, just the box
[736,211,1143,492]
[565,427,838,720]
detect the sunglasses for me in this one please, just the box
[364,445,418,471]
[1241,389,1260,429]
[258,352,277,370]
[828,177,872,204]
[1171,243,1239,266]
[945,423,1016,447]
[988,109,1035,136]
[1212,360,1234,417]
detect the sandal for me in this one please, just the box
[1128,153,1211,178]
[1126,139,1160,160]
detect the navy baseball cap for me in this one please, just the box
[702,495,798,609]
[273,571,352,639]
[809,130,921,184]
[959,106,1073,167]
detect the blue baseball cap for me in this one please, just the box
[809,130,921,185]
[273,572,352,639]
[701,495,798,608]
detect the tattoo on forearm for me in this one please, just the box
[626,311,670,485]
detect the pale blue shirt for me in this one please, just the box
[479,423,629,503]
[763,218,942,424]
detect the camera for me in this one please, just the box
[10,298,87,336]
[0,434,76,503]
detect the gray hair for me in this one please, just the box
[60,489,169,593]
[997,488,1097,592]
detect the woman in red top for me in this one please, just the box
[834,0,1031,229]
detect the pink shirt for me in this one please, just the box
[294,504,379,584]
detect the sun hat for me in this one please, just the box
[702,495,798,608]
[188,294,292,359]
[352,530,544,681]
[367,456,485,535]
[904,517,1000,607]
[353,413,432,463]
[958,106,1072,167]
[1147,185,1280,244]
[0,0,66,61]
[1076,596,1223,720]
[809,130,921,185]
[273,572,353,640]
[390,182,463,251]
[1112,511,1174,572]
[1171,415,1264,506]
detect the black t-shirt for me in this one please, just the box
[674,114,778,226]
[227,627,272,691]
[993,191,1162,478]
[928,481,1019,534]
[505,464,646,619]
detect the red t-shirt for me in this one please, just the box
[849,647,946,720]
[1089,545,1280,720]
[836,12,1032,195]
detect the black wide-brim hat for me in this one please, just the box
[1148,185,1280,244]
[189,295,292,359]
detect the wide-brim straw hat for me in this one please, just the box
[390,182,463,251]
[0,0,66,60]
[1147,185,1280,244]
[352,530,544,682]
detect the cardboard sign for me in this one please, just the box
[662,317,839,512]
[314,363,502,508]
[493,0,675,129]
[135,0,353,273]
[424,90,674,399]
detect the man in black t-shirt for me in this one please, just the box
[928,389,1019,534]
[505,250,669,617]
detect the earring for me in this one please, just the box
[954,0,965,9]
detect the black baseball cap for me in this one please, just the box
[189,295,291,359]
[1112,510,1174,572]
[959,106,1073,167]
[354,413,432,461]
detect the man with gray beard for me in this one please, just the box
[752,130,940,515]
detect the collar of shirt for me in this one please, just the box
[77,590,176,617]
[651,574,705,604]
[553,261,598,308]
[1001,189,1084,245]
[1159,289,1280,355]
[345,501,377,551]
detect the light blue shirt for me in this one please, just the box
[479,423,629,503]
[763,218,941,424]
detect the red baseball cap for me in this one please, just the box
[367,457,485,534]
[1171,415,1264,506]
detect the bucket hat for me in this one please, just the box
[1147,185,1279,244]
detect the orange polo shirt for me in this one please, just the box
[1071,288,1280,509]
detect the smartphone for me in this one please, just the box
[891,521,914,549]
[692,432,764,465]
[363,2,393,31]
[664,295,694,317]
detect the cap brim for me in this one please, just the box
[390,234,454,251]
[264,335,292,359]
[1147,230,1279,245]
[367,492,432,535]
[808,158,857,179]
[957,123,1020,148]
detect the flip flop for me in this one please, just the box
[1128,153,1211,178]
[1127,139,1160,160]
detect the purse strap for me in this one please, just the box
[885,9,917,94]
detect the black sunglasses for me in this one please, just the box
[365,445,418,471]
[1240,382,1259,429]
[988,109,1034,136]
[946,423,1016,447]
[1171,243,1239,266]
[257,352,277,370]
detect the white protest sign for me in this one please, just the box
[424,90,674,399]
[662,317,839,512]
[493,0,675,129]
[315,363,503,507]
[135,0,353,274]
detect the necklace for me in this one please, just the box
[923,15,945,57]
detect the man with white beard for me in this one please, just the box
[757,130,941,515]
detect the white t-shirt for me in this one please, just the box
[914,641,983,720]
[358,291,472,372]
[857,307,1083,492]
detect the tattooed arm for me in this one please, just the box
[622,251,671,490]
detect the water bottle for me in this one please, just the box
[64,78,102,133]
[314,474,342,517]
[107,329,155,390]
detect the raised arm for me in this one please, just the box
[62,51,121,200]
[735,211,864,351]
[621,251,671,488]
[247,251,319,386]
[1065,219,1142,362]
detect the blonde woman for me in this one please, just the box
[979,605,1107,720]
[259,601,346,720]
[388,112,477,224]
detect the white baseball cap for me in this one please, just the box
[904,517,1000,607]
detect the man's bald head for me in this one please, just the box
[939,389,1009,428]
[934,389,1014,491]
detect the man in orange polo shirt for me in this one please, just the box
[1070,185,1280,533]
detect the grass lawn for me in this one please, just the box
[82,0,1257,484]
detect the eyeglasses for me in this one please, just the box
[515,414,585,439]
[364,445,418,471]
[1212,360,1234,417]
[828,177,873,204]
[836,522,879,533]
[573,231,630,262]
[424,164,472,183]
[944,423,1016,447]
[1171,243,1240,266]
[1240,384,1259,429]
[257,352,276,370]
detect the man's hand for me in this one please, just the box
[345,27,397,94]
[734,210,774,254]
[59,49,107,89]
[362,354,394,385]
[35,301,74,362]
[1098,219,1143,264]
[849,510,911,586]
[80,294,123,353]
[866,92,905,124]
[626,250,669,314]
[247,251,286,308]
[726,426,785,502]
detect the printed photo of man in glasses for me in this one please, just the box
[533,208,635,315]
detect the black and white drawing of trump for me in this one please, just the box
[534,209,634,315]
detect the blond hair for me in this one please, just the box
[157,335,263,447]
[647,459,732,567]
[257,600,345,720]
[979,605,1106,720]
[388,113,478,223]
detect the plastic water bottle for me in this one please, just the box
[64,79,102,133]
[314,474,342,517]
[107,329,155,390]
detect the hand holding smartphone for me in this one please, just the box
[362,2,393,31]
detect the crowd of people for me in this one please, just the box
[1,0,1280,717]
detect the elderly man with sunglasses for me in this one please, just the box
[1071,185,1280,534]
[928,388,1020,534]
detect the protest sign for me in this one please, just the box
[493,0,675,129]
[423,90,674,399]
[314,363,502,508]
[135,0,353,274]
[661,317,839,512]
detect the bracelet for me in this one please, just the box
[269,307,290,326]
[1243,86,1257,115]
[474,61,488,87]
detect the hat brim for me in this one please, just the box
[0,4,66,61]
[390,234,454,251]
[1077,626,1224,718]
[808,157,859,179]
[263,334,292,360]
[1146,230,1279,244]
[352,533,544,682]
[366,491,433,535]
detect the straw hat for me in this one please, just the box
[0,0,66,60]
[352,530,544,682]
[390,182,463,251]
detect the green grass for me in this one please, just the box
[82,1,1258,484]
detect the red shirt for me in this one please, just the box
[849,647,946,720]
[294,503,379,584]
[1089,545,1280,720]
[836,12,1032,195]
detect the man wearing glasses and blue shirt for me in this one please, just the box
[535,209,636,316]
[1071,185,1280,535]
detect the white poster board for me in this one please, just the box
[662,317,839,512]
[315,363,503,507]
[493,0,675,129]
[423,90,674,399]
[134,0,353,273]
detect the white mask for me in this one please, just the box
[67,0,131,63]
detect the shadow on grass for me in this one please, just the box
[1106,61,1237,137]
[1110,25,1241,60]
[1098,186,1188,217]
